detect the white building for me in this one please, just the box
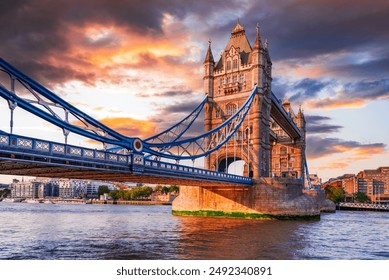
[86,181,115,198]
[11,180,44,198]
[49,179,87,198]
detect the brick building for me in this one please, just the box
[322,167,389,202]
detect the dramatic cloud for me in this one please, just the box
[247,0,389,60]
[305,115,343,134]
[305,79,389,110]
[99,117,157,138]
[306,137,386,160]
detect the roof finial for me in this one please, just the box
[253,22,263,49]
[204,38,214,63]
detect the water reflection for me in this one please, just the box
[175,216,308,259]
[0,203,388,260]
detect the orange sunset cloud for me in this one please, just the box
[99,117,157,139]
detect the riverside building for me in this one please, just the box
[322,166,389,203]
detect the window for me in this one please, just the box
[280,147,287,155]
[226,61,231,71]
[233,75,237,83]
[233,58,238,69]
[239,74,245,82]
[226,103,237,116]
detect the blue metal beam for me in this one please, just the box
[0,58,142,151]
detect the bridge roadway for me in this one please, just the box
[0,131,252,187]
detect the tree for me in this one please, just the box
[98,185,110,196]
[0,189,11,198]
[354,192,369,203]
[161,186,170,194]
[109,190,119,200]
[169,185,179,193]
[325,186,345,203]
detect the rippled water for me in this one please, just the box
[0,203,388,260]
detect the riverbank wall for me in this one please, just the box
[92,200,171,205]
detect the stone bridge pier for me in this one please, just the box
[172,179,335,220]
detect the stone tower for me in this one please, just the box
[270,101,306,181]
[203,21,273,179]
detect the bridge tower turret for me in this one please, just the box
[297,106,306,182]
[203,40,215,98]
[203,40,215,169]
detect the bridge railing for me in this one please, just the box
[0,132,131,165]
[0,131,253,185]
[144,158,252,184]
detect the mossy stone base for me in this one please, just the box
[172,210,320,221]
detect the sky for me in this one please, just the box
[0,0,389,183]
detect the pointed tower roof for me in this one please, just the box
[253,23,263,50]
[297,105,304,118]
[231,19,245,34]
[226,20,251,52]
[215,20,252,70]
[203,39,214,63]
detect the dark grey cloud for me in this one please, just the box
[305,115,343,134]
[329,56,389,81]
[136,89,193,98]
[246,0,389,60]
[344,79,389,100]
[0,0,215,85]
[159,99,202,115]
[306,136,386,159]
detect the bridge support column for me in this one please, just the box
[172,179,334,220]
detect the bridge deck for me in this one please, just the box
[0,132,252,187]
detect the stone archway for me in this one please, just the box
[218,156,243,173]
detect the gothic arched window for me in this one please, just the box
[226,60,231,71]
[226,103,237,116]
[233,58,238,69]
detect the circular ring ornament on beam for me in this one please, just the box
[133,138,143,152]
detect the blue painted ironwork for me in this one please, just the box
[0,58,307,185]
[145,95,207,143]
[143,86,258,160]
[270,91,302,138]
[0,130,252,185]
[0,58,141,151]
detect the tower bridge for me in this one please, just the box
[0,21,334,219]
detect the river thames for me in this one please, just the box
[0,202,388,260]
